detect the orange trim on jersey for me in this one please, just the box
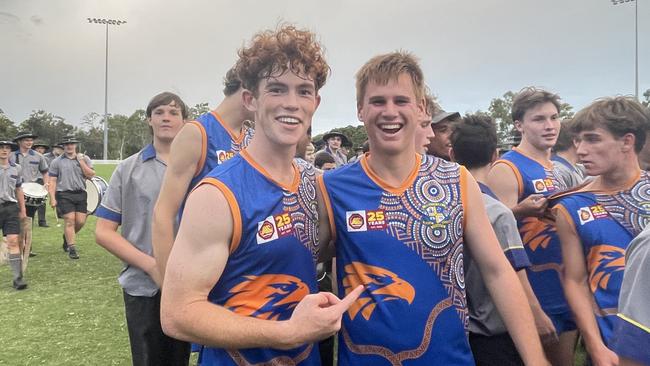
[360,153,421,195]
[210,110,244,144]
[189,121,208,178]
[195,178,242,254]
[552,204,579,236]
[493,159,524,201]
[459,166,469,230]
[239,150,300,193]
[512,147,554,170]
[316,175,337,243]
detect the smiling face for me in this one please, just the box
[358,73,422,156]
[18,137,33,151]
[515,101,561,152]
[244,69,320,150]
[147,101,185,143]
[427,120,456,159]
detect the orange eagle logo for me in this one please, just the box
[223,274,309,320]
[342,262,415,321]
[587,245,626,293]
[520,217,555,251]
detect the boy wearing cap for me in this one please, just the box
[44,144,63,165]
[426,108,460,160]
[10,131,49,257]
[48,136,95,259]
[0,139,28,289]
[322,131,349,167]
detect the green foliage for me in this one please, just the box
[78,111,151,159]
[312,124,367,157]
[0,109,18,139]
[18,110,75,146]
[188,102,210,120]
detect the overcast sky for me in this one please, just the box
[1,0,648,135]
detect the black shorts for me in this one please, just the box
[56,190,87,216]
[0,202,20,235]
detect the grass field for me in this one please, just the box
[0,164,180,366]
[0,164,588,365]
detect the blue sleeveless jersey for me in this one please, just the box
[197,152,320,366]
[189,111,254,190]
[497,148,568,315]
[553,171,650,346]
[320,154,474,366]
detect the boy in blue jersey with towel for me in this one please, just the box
[160,25,362,366]
[487,87,577,365]
[552,96,650,366]
[152,66,255,280]
[317,51,547,365]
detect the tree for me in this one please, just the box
[18,110,75,147]
[188,102,210,120]
[0,109,18,139]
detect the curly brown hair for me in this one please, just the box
[236,25,330,96]
[511,87,561,122]
[355,51,424,108]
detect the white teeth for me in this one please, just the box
[381,124,401,130]
[278,117,300,124]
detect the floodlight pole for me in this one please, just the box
[87,18,126,160]
[611,0,639,100]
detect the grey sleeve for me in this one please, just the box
[39,155,48,172]
[619,234,650,325]
[101,163,123,214]
[48,159,59,177]
[493,209,524,251]
[84,156,94,169]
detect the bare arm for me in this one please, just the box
[48,176,58,207]
[78,155,95,179]
[161,184,362,349]
[487,162,547,219]
[152,123,202,280]
[556,210,619,366]
[95,218,161,286]
[316,176,334,262]
[15,187,26,219]
[464,173,548,366]
[516,270,559,345]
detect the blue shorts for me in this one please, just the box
[549,311,577,334]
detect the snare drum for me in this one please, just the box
[85,177,108,215]
[22,182,48,207]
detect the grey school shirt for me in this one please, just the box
[10,149,48,183]
[464,190,531,336]
[611,226,650,364]
[0,162,23,204]
[95,144,168,297]
[48,154,93,192]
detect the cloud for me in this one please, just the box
[30,15,44,25]
[0,11,20,24]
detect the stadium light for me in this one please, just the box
[87,17,127,160]
[611,0,639,100]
